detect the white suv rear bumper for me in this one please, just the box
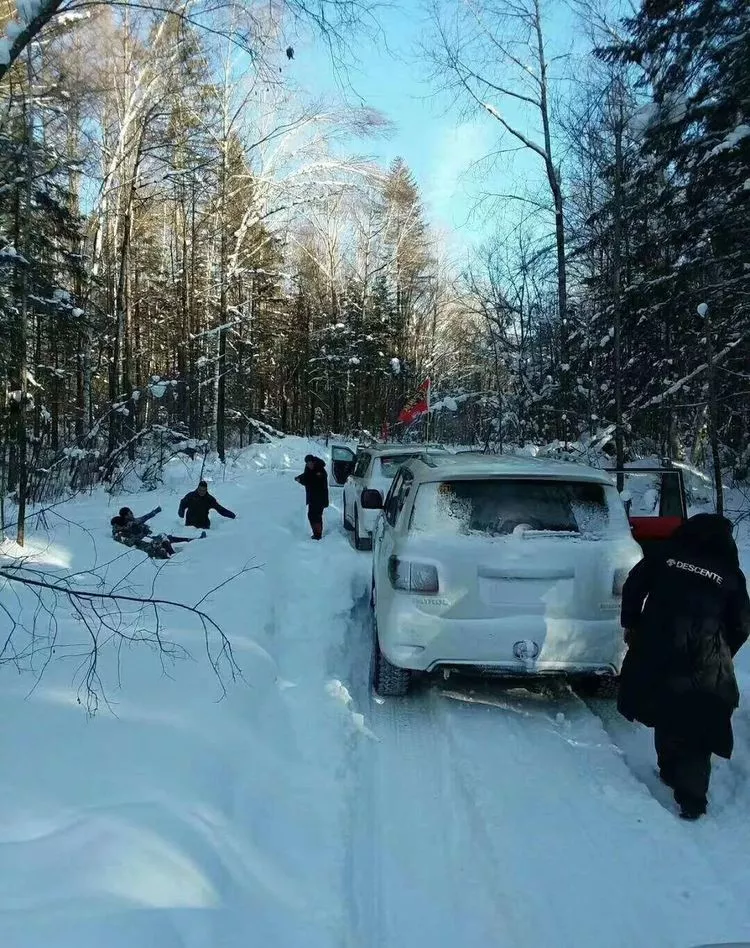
[377,604,625,675]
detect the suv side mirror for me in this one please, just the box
[361,489,383,510]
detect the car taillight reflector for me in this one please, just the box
[388,556,439,593]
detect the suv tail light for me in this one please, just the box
[613,567,630,597]
[388,556,439,593]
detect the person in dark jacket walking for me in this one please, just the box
[619,513,750,819]
[178,481,236,529]
[111,506,202,558]
[295,455,329,540]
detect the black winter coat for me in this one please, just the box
[178,491,235,529]
[618,541,750,757]
[111,507,161,543]
[111,508,171,558]
[295,458,329,509]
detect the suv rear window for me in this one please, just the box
[379,455,420,477]
[409,479,610,537]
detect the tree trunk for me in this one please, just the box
[15,48,35,545]
[705,309,723,516]
[612,82,625,489]
[178,179,190,424]
[534,0,568,437]
[189,175,200,437]
[216,138,228,463]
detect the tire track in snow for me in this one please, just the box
[432,684,625,947]
[341,640,529,946]
[338,594,382,948]
[342,648,750,948]
[435,681,750,947]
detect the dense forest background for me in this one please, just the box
[0,0,747,537]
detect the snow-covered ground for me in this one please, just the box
[2,437,750,948]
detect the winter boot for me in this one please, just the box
[312,521,323,540]
[679,806,705,821]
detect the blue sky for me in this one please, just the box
[290,4,499,255]
[288,0,590,259]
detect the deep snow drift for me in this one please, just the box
[1,437,750,948]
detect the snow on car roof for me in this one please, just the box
[366,443,447,456]
[407,453,614,484]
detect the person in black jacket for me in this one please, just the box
[111,506,201,558]
[619,513,750,819]
[178,481,236,529]
[295,455,329,540]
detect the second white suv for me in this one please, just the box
[363,453,642,695]
[342,444,448,550]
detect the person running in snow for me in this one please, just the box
[111,506,202,559]
[178,480,236,529]
[295,454,329,540]
[618,513,750,820]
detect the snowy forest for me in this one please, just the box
[0,0,748,538]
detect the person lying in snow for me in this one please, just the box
[295,455,329,540]
[618,513,750,820]
[178,481,236,529]
[111,506,203,559]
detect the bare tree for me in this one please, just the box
[0,535,254,712]
[0,0,380,85]
[564,66,633,473]
[426,0,570,423]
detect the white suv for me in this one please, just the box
[341,444,448,550]
[363,453,642,696]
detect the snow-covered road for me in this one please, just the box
[342,617,750,948]
[1,438,750,948]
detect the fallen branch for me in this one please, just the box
[0,562,258,712]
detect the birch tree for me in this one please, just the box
[0,0,379,85]
[427,0,571,428]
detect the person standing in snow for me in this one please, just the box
[178,480,236,529]
[295,455,329,540]
[618,514,750,820]
[111,506,202,558]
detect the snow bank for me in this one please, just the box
[0,435,371,948]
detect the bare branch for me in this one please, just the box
[481,101,549,160]
[0,558,259,711]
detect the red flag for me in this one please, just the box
[398,378,431,426]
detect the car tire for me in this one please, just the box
[354,509,372,551]
[373,630,412,697]
[578,675,619,700]
[343,498,354,531]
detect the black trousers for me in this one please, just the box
[149,534,193,556]
[307,505,324,537]
[655,727,711,813]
